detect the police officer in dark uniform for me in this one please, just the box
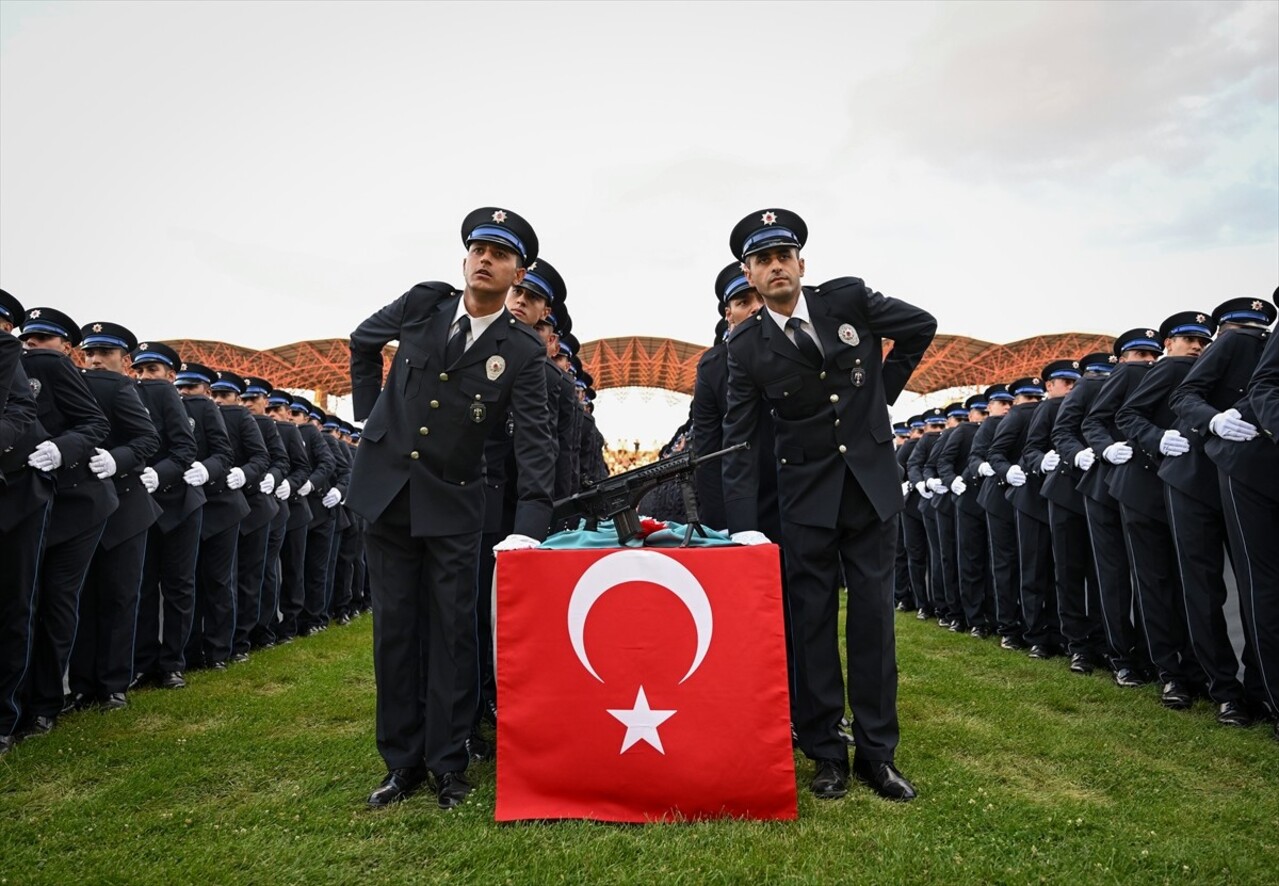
[239,375,291,653]
[536,299,581,503]
[317,412,352,622]
[0,289,55,754]
[347,207,556,810]
[972,384,1023,647]
[330,418,363,624]
[935,392,992,636]
[908,407,948,624]
[720,209,935,802]
[1243,324,1279,740]
[890,422,914,611]
[209,370,275,663]
[1168,295,1276,727]
[263,388,314,643]
[68,321,161,710]
[129,341,202,689]
[290,395,337,635]
[899,416,931,617]
[1114,313,1215,709]
[923,402,968,630]
[15,307,114,735]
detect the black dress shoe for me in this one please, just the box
[1160,681,1192,711]
[230,652,250,664]
[367,767,427,808]
[1027,645,1053,660]
[947,620,965,633]
[19,714,56,738]
[160,671,186,689]
[1000,635,1027,651]
[970,626,992,639]
[0,734,15,755]
[100,692,128,711]
[1216,701,1252,728]
[210,661,228,671]
[1068,653,1095,675]
[436,771,473,810]
[1113,667,1146,688]
[65,691,94,713]
[853,757,917,801]
[336,613,352,626]
[810,759,849,799]
[915,608,934,620]
[465,730,493,763]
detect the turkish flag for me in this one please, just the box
[494,545,797,822]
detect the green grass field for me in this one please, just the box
[2,608,1275,885]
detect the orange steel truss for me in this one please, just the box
[159,331,1116,404]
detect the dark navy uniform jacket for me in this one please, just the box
[249,412,287,532]
[22,349,115,545]
[0,345,53,529]
[1113,357,1198,522]
[1079,364,1150,508]
[83,370,162,549]
[722,277,936,533]
[348,282,555,539]
[136,379,201,533]
[300,423,337,531]
[273,420,314,531]
[935,421,983,518]
[907,431,942,517]
[181,394,243,539]
[986,401,1042,523]
[973,414,1014,521]
[215,403,272,534]
[1250,333,1279,445]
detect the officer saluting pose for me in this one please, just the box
[720,209,936,801]
[348,208,555,810]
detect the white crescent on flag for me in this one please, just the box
[566,549,713,684]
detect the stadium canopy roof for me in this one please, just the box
[160,331,1116,402]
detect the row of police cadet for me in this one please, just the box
[884,295,1278,743]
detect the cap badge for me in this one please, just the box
[1109,355,1117,363]
[1252,300,1264,311]
[139,343,149,350]
[1195,314,1206,323]
[29,309,41,319]
[838,323,860,347]
[491,210,507,224]
[486,354,506,381]
[527,261,537,271]
[761,211,777,225]
[1145,330,1155,338]
[1033,378,1041,385]
[1072,361,1079,368]
[92,323,103,333]
[180,363,188,371]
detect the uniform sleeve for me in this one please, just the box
[328,437,351,496]
[1169,337,1237,440]
[305,425,336,491]
[935,428,961,485]
[690,354,726,526]
[511,351,554,539]
[350,291,411,422]
[861,285,937,404]
[1116,362,1177,457]
[151,385,197,488]
[0,343,37,453]
[49,358,110,466]
[720,346,763,534]
[1052,384,1091,463]
[283,426,310,489]
[1021,405,1054,473]
[108,382,160,475]
[1081,370,1130,451]
[260,419,289,483]
[965,422,992,482]
[199,399,235,482]
[986,409,1023,476]
[1248,333,1279,443]
[906,434,931,484]
[237,410,270,485]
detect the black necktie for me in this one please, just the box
[445,315,471,366]
[786,317,823,368]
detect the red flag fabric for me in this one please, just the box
[495,545,797,822]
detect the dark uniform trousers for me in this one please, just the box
[0,480,53,736]
[1047,499,1100,658]
[934,496,961,623]
[1014,509,1058,648]
[135,513,202,675]
[277,514,308,640]
[1115,357,1203,683]
[1219,471,1279,716]
[71,527,148,698]
[303,508,337,630]
[233,520,270,656]
[252,503,291,647]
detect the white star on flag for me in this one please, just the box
[607,686,676,754]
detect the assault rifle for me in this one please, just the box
[551,441,749,546]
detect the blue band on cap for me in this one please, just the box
[724,274,751,299]
[742,227,800,256]
[467,225,527,260]
[1219,310,1269,324]
[82,335,130,350]
[1083,363,1115,374]
[132,352,174,368]
[268,394,291,406]
[893,428,909,435]
[574,379,586,389]
[22,321,70,339]
[289,401,308,411]
[946,408,967,418]
[989,391,1014,401]
[969,400,989,410]
[210,381,240,392]
[0,307,11,320]
[176,371,211,385]
[909,420,925,428]
[1013,384,1045,396]
[1046,369,1081,380]
[521,272,553,300]
[322,420,339,430]
[243,384,270,396]
[558,343,573,357]
[1119,337,1162,353]
[308,410,323,421]
[1169,324,1211,338]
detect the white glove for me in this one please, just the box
[1102,442,1133,465]
[901,481,910,498]
[729,530,771,546]
[1159,429,1191,457]
[1074,449,1096,471]
[1006,465,1026,486]
[493,533,541,552]
[926,477,946,494]
[28,440,63,472]
[259,474,277,495]
[226,466,246,490]
[274,478,292,500]
[978,461,995,477]
[322,488,341,508]
[1208,408,1258,442]
[297,480,313,497]
[183,461,209,486]
[140,466,160,493]
[1040,450,1060,472]
[951,476,967,495]
[89,448,118,479]
[915,481,933,499]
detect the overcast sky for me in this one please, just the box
[2,0,1276,441]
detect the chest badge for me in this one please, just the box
[838,323,860,347]
[28,377,42,397]
[486,355,506,381]
[469,402,488,423]
[851,367,866,388]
